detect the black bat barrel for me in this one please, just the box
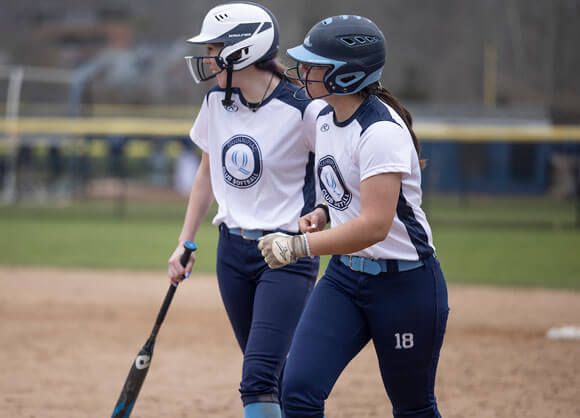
[111,241,197,418]
[111,340,154,417]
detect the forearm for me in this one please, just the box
[259,174,401,269]
[307,215,392,256]
[178,154,214,243]
[306,173,401,256]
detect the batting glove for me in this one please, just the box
[258,232,310,269]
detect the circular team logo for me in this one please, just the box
[224,102,238,112]
[222,135,262,188]
[317,155,352,210]
[320,123,330,132]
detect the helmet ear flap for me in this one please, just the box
[325,66,383,95]
[223,47,249,64]
[322,67,338,94]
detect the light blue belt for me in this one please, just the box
[339,255,424,275]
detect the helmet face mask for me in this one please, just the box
[285,63,333,100]
[184,54,225,83]
[287,15,386,96]
[185,2,279,84]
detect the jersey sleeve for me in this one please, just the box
[302,99,326,153]
[189,96,210,153]
[356,121,414,182]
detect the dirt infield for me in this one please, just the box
[1,267,579,418]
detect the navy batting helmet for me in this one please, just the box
[287,15,385,95]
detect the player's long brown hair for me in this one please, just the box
[360,82,426,169]
[255,59,301,86]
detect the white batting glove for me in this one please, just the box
[258,232,310,269]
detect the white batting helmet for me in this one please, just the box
[185,2,279,83]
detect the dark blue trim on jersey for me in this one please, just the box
[206,79,311,115]
[396,186,433,259]
[333,95,401,133]
[240,78,285,110]
[317,105,333,119]
[300,152,316,216]
[276,80,311,118]
[205,84,226,105]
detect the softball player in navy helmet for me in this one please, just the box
[167,3,325,418]
[258,15,449,417]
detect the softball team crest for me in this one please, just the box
[318,155,352,210]
[222,135,262,188]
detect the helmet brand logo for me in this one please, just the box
[135,355,151,370]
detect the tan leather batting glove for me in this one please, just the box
[257,232,310,269]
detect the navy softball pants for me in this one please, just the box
[282,255,449,417]
[216,225,318,406]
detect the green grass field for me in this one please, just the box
[0,197,578,289]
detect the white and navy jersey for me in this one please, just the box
[190,79,326,233]
[315,95,435,261]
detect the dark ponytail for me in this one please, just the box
[255,59,301,86]
[361,82,426,169]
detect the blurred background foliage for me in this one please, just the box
[1,0,579,112]
[0,0,579,290]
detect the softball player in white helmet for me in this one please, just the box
[259,15,449,417]
[167,3,326,418]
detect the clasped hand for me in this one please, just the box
[258,233,309,269]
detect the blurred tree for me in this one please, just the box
[0,0,577,113]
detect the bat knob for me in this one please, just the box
[178,241,198,274]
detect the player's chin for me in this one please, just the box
[305,84,324,99]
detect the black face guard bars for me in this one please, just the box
[284,64,333,101]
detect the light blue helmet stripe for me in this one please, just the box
[357,67,383,89]
[287,45,346,68]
